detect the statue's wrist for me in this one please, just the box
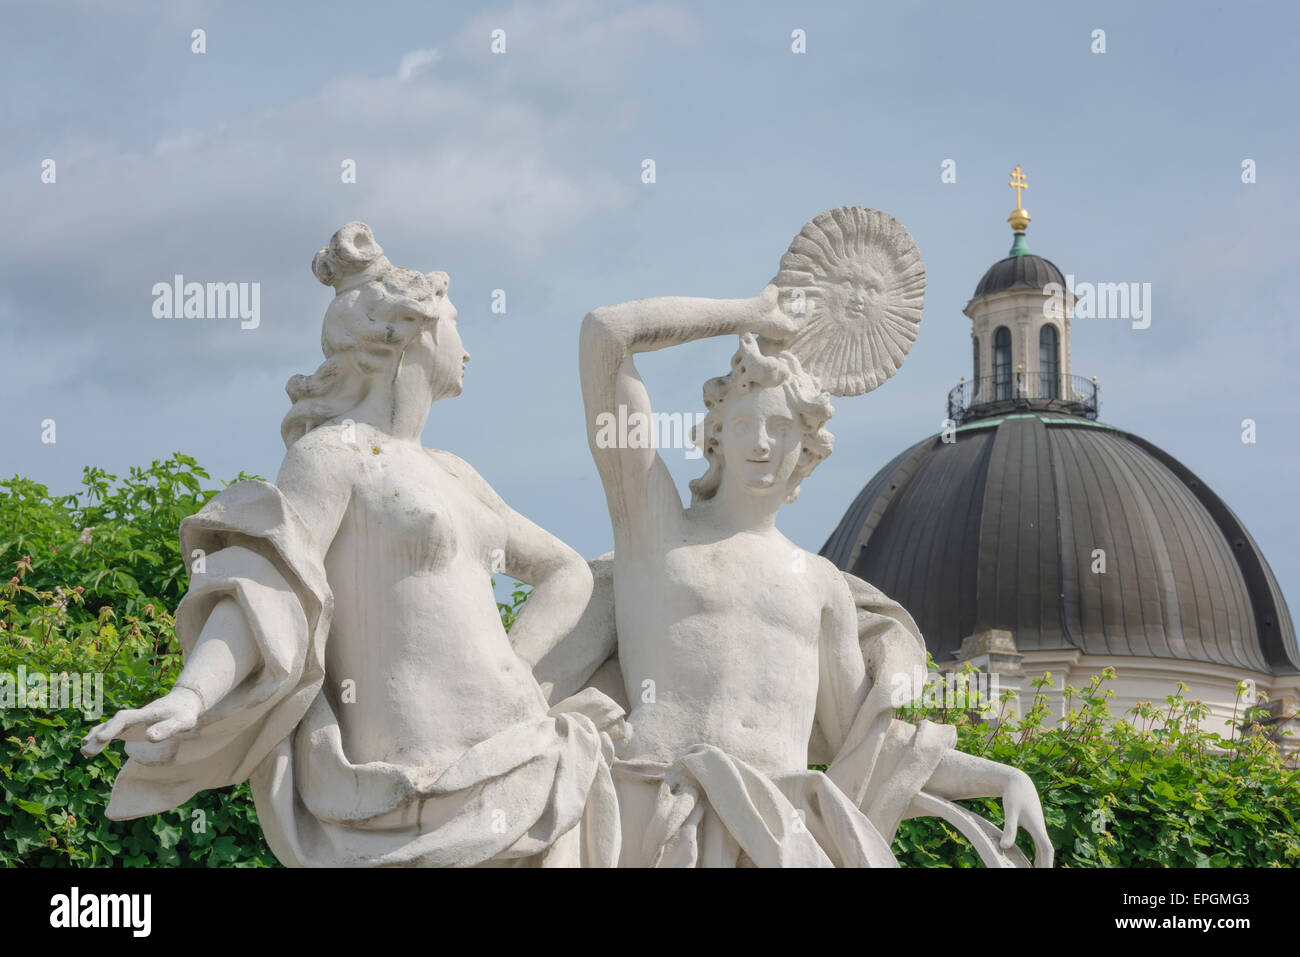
[171,683,207,715]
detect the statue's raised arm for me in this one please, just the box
[579,288,794,544]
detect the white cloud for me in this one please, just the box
[1,0,700,397]
[397,48,441,81]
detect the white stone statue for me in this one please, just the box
[539,207,1054,867]
[82,223,626,867]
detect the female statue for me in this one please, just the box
[83,223,623,867]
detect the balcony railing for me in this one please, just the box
[947,373,1099,425]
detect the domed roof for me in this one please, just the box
[971,252,1065,300]
[821,413,1298,674]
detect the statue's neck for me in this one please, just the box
[707,483,782,534]
[347,365,436,443]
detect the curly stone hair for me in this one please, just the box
[688,333,835,505]
[281,223,450,448]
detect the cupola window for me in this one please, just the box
[994,326,1012,400]
[1039,324,1060,399]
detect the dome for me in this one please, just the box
[820,412,1298,674]
[971,252,1065,301]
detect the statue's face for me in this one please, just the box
[718,382,801,498]
[365,283,466,401]
[424,294,467,399]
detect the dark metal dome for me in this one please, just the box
[971,253,1065,300]
[821,412,1298,674]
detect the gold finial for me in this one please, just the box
[1009,165,1028,207]
[1008,165,1030,232]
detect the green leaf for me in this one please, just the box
[14,798,47,817]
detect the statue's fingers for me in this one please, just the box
[85,709,142,747]
[145,716,189,742]
[80,730,109,757]
[1000,804,1021,849]
[81,720,111,750]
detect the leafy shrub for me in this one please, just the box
[1,456,275,866]
[892,665,1300,867]
[1,454,259,619]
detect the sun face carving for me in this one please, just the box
[830,266,885,324]
[773,207,925,397]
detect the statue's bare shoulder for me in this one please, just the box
[425,447,507,512]
[807,551,854,612]
[275,424,367,535]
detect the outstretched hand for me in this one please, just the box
[81,687,202,759]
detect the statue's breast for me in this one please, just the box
[392,496,459,573]
[335,449,491,577]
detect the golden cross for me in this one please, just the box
[1009,165,1028,208]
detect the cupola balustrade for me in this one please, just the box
[947,372,1098,425]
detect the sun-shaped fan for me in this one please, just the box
[770,207,925,397]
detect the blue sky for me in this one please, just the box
[3,0,1297,616]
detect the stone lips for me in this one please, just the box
[773,207,925,397]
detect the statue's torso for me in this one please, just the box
[321,438,546,771]
[613,519,823,774]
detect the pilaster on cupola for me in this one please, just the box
[962,167,1074,399]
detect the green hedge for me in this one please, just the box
[1,456,275,866]
[2,456,1296,866]
[894,669,1298,867]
